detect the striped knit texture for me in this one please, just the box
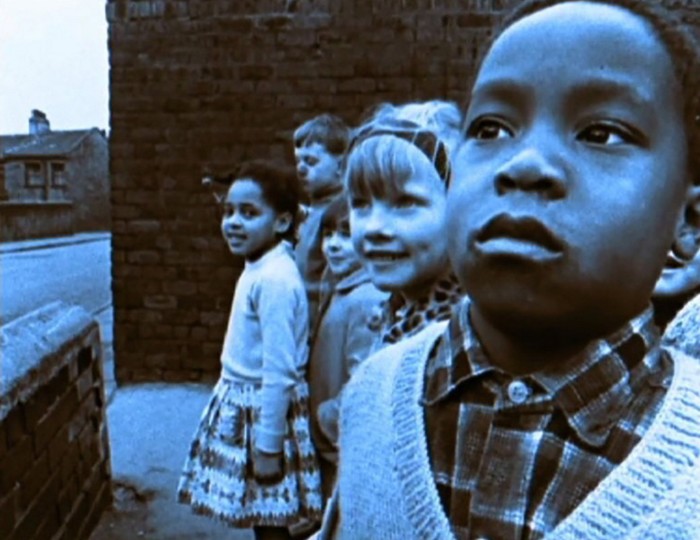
[333,322,700,539]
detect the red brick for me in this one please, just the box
[18,453,49,511]
[77,346,94,374]
[0,488,18,539]
[48,423,72,470]
[2,407,26,449]
[34,386,79,454]
[1,435,33,492]
[75,369,95,401]
[9,468,60,540]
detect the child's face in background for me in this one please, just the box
[294,142,342,197]
[221,179,283,260]
[321,219,362,278]
[350,156,449,299]
[448,2,690,340]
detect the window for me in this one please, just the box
[51,162,67,186]
[25,162,43,187]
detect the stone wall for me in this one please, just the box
[69,131,111,233]
[0,201,75,242]
[107,0,505,382]
[0,302,112,540]
[108,0,700,383]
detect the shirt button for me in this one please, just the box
[507,380,530,404]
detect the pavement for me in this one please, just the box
[89,383,253,540]
[0,231,111,254]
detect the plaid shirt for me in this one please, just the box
[423,300,672,540]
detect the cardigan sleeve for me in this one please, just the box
[252,273,304,453]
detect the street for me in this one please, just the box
[0,235,112,325]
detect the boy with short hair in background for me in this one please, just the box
[293,114,351,328]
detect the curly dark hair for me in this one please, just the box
[228,160,301,243]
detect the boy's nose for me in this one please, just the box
[494,147,567,200]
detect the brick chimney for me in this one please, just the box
[29,109,50,135]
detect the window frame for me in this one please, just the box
[24,161,44,187]
[50,161,67,187]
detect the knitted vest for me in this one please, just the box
[334,322,700,540]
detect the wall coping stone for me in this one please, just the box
[0,301,98,421]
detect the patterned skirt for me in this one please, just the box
[177,378,323,529]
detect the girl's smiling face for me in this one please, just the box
[220,179,285,260]
[448,1,691,340]
[350,147,449,299]
[322,219,362,278]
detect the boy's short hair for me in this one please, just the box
[320,195,350,233]
[293,114,351,156]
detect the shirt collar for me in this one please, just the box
[424,300,662,447]
[382,272,462,344]
[533,306,661,446]
[424,297,494,404]
[334,266,371,293]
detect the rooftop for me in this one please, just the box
[0,128,103,159]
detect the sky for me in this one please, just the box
[0,0,109,135]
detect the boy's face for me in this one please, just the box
[448,2,690,339]
[294,142,342,197]
[350,156,449,299]
[321,219,362,278]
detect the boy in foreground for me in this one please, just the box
[323,1,700,538]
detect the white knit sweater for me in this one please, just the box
[331,321,700,540]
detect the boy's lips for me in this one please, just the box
[475,214,565,260]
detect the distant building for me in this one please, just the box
[0,110,110,241]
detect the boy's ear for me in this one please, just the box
[654,185,700,298]
[274,211,293,235]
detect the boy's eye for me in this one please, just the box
[222,205,233,218]
[305,157,319,166]
[577,122,639,146]
[350,197,370,210]
[466,117,514,141]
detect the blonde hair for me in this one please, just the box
[344,132,443,201]
[345,100,460,200]
[367,99,463,155]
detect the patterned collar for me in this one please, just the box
[381,272,462,345]
[424,299,663,446]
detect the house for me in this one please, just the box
[0,110,110,241]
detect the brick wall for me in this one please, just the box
[107,0,700,383]
[107,0,505,383]
[0,303,112,540]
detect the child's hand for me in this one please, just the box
[253,448,284,484]
[317,399,340,447]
